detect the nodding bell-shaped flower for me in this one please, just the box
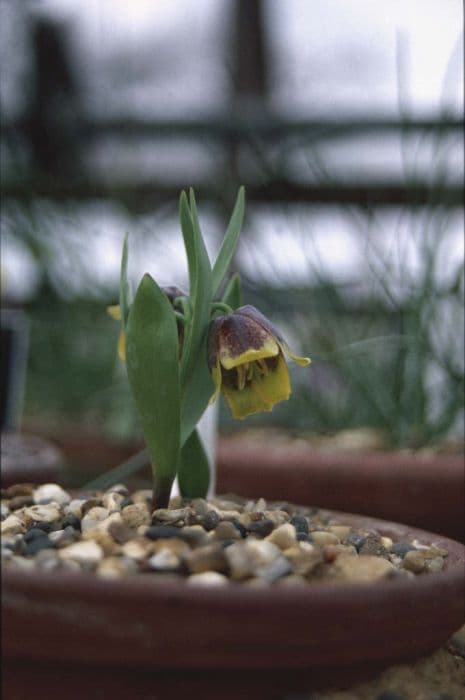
[107,286,186,362]
[208,305,310,419]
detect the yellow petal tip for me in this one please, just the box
[107,304,122,321]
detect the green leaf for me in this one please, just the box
[125,273,181,491]
[119,234,130,328]
[221,272,243,310]
[179,190,212,388]
[212,187,245,296]
[178,429,210,498]
[180,332,214,446]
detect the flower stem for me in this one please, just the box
[152,475,174,510]
[211,302,233,316]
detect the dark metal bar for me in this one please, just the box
[3,115,462,143]
[2,178,462,211]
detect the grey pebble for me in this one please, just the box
[24,527,50,542]
[62,513,81,531]
[25,536,54,556]
[290,514,309,535]
[191,498,209,516]
[232,520,247,538]
[296,533,310,542]
[346,532,367,551]
[28,520,52,533]
[48,526,79,548]
[391,542,416,558]
[145,525,184,540]
[199,510,220,531]
[246,519,274,538]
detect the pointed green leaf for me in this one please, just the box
[212,187,245,295]
[178,429,210,498]
[221,272,243,310]
[119,234,130,328]
[125,273,180,487]
[179,190,212,387]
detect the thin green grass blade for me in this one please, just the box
[119,234,130,327]
[221,272,243,310]
[212,187,245,295]
[179,190,212,388]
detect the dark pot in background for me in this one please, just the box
[2,511,465,700]
[8,423,465,542]
[1,432,65,486]
[217,434,465,542]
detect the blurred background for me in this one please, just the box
[1,0,464,484]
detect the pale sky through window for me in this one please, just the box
[1,0,463,301]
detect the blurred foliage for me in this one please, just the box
[17,232,464,451]
[23,293,139,441]
[3,116,463,452]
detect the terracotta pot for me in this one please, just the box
[3,511,464,700]
[217,437,465,542]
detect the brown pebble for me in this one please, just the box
[213,521,242,541]
[3,484,35,498]
[153,538,190,557]
[1,514,27,536]
[323,545,339,563]
[8,495,34,511]
[80,498,103,517]
[359,533,388,558]
[402,550,427,574]
[107,519,135,544]
[332,554,396,582]
[425,556,445,573]
[96,556,137,578]
[121,503,151,529]
[82,528,121,556]
[185,544,229,575]
[283,543,323,577]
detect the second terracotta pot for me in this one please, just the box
[217,437,465,542]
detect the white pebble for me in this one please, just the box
[187,571,229,587]
[81,507,110,533]
[65,499,86,518]
[33,483,70,506]
[24,503,62,523]
[310,531,340,546]
[1,514,26,536]
[225,540,281,580]
[147,549,180,571]
[59,540,104,566]
[266,523,297,550]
